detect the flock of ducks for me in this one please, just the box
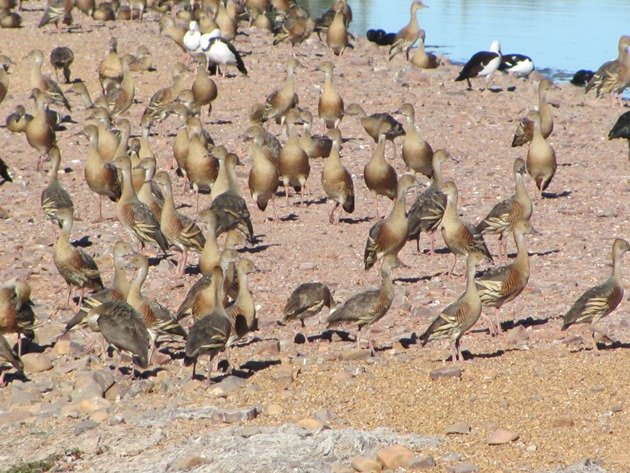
[0,0,628,385]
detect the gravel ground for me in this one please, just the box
[0,3,629,473]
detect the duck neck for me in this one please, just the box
[390,187,409,220]
[112,254,130,299]
[611,249,623,282]
[380,265,394,299]
[374,134,387,164]
[120,165,136,201]
[50,150,61,183]
[327,141,342,168]
[225,161,240,195]
[432,162,444,186]
[128,263,148,303]
[514,172,527,200]
[443,193,458,223]
[405,113,417,136]
[465,260,478,296]
[161,180,176,215]
[514,231,528,266]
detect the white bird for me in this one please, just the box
[202,36,248,78]
[183,21,202,55]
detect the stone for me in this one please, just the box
[123,379,155,399]
[0,205,9,219]
[376,445,414,469]
[256,339,281,356]
[214,406,259,423]
[351,456,383,472]
[10,385,43,406]
[0,410,32,425]
[344,365,366,376]
[92,370,115,393]
[339,349,371,361]
[487,428,519,445]
[76,396,111,414]
[169,455,206,471]
[74,419,98,434]
[239,426,261,438]
[53,338,72,355]
[446,422,471,435]
[331,464,354,473]
[297,418,324,431]
[90,410,111,423]
[553,417,575,427]
[446,463,479,473]
[314,408,336,423]
[208,376,246,397]
[266,404,284,415]
[408,455,436,470]
[507,325,529,345]
[429,366,462,380]
[21,353,53,373]
[72,381,105,403]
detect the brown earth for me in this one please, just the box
[0,3,629,473]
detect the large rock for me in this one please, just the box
[408,455,437,470]
[21,353,53,373]
[169,455,206,471]
[446,421,471,435]
[376,445,414,469]
[76,396,111,414]
[429,366,462,380]
[339,349,371,361]
[446,463,479,473]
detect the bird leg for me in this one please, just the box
[466,78,472,91]
[373,192,380,220]
[329,202,339,224]
[493,307,503,335]
[271,197,278,221]
[448,254,459,277]
[300,185,306,206]
[429,232,436,256]
[17,335,24,357]
[195,192,201,213]
[367,327,375,356]
[78,287,86,307]
[355,326,362,349]
[94,195,104,223]
[65,286,73,310]
[284,184,291,207]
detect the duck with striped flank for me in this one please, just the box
[562,239,629,349]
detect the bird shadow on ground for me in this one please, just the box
[315,329,356,343]
[463,348,514,360]
[238,243,280,254]
[523,249,560,258]
[1,371,29,385]
[399,333,418,348]
[395,273,441,284]
[301,197,327,206]
[71,236,93,248]
[542,190,572,199]
[339,216,371,224]
[207,359,281,381]
[209,120,233,125]
[135,367,168,379]
[279,213,298,222]
[20,339,48,354]
[501,316,549,331]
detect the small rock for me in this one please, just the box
[408,454,436,470]
[53,338,72,355]
[351,456,383,472]
[92,370,115,393]
[297,417,324,431]
[334,371,354,383]
[339,349,371,361]
[507,325,529,345]
[376,445,414,469]
[239,426,261,438]
[344,365,366,376]
[266,404,284,415]
[446,421,471,435]
[564,334,584,345]
[208,376,246,397]
[21,353,53,373]
[72,381,105,403]
[76,396,111,414]
[299,262,317,270]
[442,453,463,462]
[487,428,519,445]
[74,419,98,434]
[0,410,32,425]
[553,417,575,427]
[214,406,259,423]
[169,455,206,471]
[314,408,336,423]
[109,414,126,426]
[123,379,154,399]
[446,463,479,473]
[10,385,43,406]
[526,444,537,452]
[331,463,354,473]
[256,339,280,356]
[429,366,462,380]
[0,206,9,219]
[89,409,111,423]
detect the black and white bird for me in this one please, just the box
[608,110,630,161]
[455,40,502,90]
[499,53,534,77]
[202,36,247,78]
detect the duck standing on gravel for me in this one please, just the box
[455,40,502,91]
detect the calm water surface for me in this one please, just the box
[299,0,630,80]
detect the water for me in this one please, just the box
[299,0,630,80]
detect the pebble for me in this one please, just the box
[208,376,246,397]
[214,406,259,423]
[256,339,281,356]
[314,408,335,423]
[123,379,155,400]
[338,349,371,361]
[446,421,471,435]
[0,409,32,425]
[553,417,575,427]
[376,445,414,469]
[429,366,462,380]
[21,353,53,373]
[239,426,261,438]
[89,409,111,423]
[76,396,112,414]
[446,463,479,473]
[331,464,354,473]
[408,455,437,470]
[169,455,206,471]
[296,417,324,431]
[350,456,383,472]
[344,365,366,376]
[0,205,9,218]
[266,404,284,415]
[487,428,520,445]
[299,262,317,270]
[10,385,43,406]
[72,381,105,403]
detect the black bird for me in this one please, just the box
[0,157,12,184]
